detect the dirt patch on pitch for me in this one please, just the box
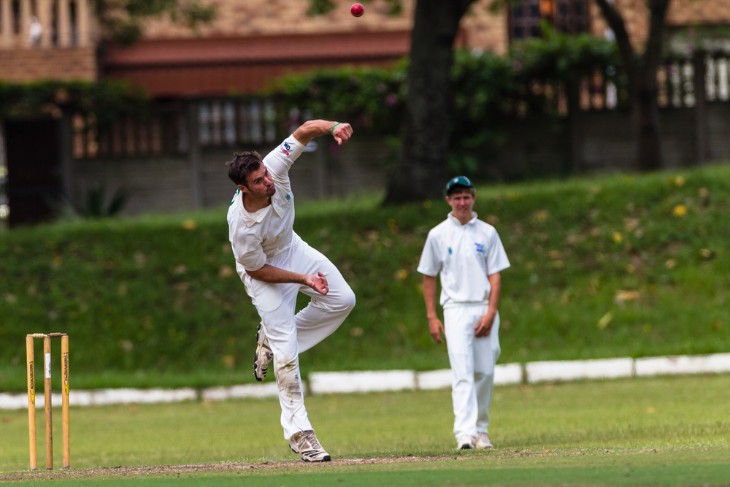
[0,455,475,482]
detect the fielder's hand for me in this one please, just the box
[474,313,495,337]
[428,317,445,344]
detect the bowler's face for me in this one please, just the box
[446,190,475,220]
[241,165,275,198]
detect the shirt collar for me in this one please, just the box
[447,211,478,226]
[239,191,272,227]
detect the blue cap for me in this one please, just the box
[444,175,474,195]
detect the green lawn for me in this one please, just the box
[1,374,728,486]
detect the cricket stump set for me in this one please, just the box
[26,332,70,470]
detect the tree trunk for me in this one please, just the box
[594,0,670,172]
[565,78,582,174]
[634,0,670,171]
[634,84,663,171]
[383,0,474,204]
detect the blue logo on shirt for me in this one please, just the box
[448,247,453,255]
[475,243,485,254]
[286,194,291,201]
[280,142,291,156]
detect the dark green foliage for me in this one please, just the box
[0,79,149,133]
[266,63,408,136]
[270,29,619,176]
[59,185,130,218]
[1,165,729,391]
[91,0,216,44]
[509,23,620,84]
[449,50,516,175]
[448,26,620,178]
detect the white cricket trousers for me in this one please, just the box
[443,304,501,439]
[243,234,356,440]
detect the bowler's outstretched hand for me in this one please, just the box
[332,123,353,145]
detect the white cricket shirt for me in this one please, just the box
[418,212,510,308]
[227,136,305,274]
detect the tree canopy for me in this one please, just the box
[92,0,216,44]
[311,0,680,202]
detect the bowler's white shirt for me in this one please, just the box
[418,212,510,308]
[227,136,305,275]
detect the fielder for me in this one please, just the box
[417,176,510,450]
[226,119,356,462]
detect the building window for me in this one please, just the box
[12,0,21,34]
[509,0,590,41]
[51,0,59,45]
[69,0,78,46]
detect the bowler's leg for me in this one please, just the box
[296,264,355,352]
[289,240,356,353]
[249,278,314,440]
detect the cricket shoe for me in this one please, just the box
[456,435,476,450]
[475,432,493,449]
[289,430,331,462]
[253,323,273,382]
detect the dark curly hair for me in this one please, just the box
[226,151,262,186]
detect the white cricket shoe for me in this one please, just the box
[476,432,493,449]
[289,430,331,462]
[456,435,476,450]
[253,323,273,382]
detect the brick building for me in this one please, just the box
[2,0,730,95]
[93,0,730,96]
[0,0,96,82]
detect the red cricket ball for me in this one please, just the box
[351,3,364,17]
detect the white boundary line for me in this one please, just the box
[2,353,729,410]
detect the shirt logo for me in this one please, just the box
[280,142,291,156]
[285,194,292,201]
[448,247,453,255]
[475,243,485,254]
[230,188,240,205]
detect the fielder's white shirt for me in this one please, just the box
[227,135,305,275]
[418,212,510,308]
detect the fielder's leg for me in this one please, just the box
[474,312,500,448]
[444,306,480,446]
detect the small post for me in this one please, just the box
[26,333,70,471]
[61,334,70,469]
[26,335,37,471]
[44,335,53,470]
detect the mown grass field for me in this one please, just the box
[1,164,729,391]
[1,374,728,485]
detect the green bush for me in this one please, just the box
[268,29,619,177]
[265,62,407,135]
[449,50,517,175]
[0,79,149,131]
[509,24,620,85]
